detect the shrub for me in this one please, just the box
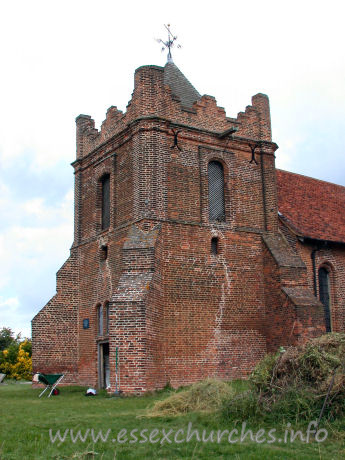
[0,339,32,380]
[249,352,278,392]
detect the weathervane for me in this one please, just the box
[156,24,181,63]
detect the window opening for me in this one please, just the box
[318,267,331,332]
[105,303,110,335]
[100,245,108,260]
[208,161,225,221]
[101,175,110,230]
[97,305,103,336]
[211,237,219,255]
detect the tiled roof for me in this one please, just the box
[276,169,345,243]
[164,62,201,108]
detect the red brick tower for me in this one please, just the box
[32,61,325,392]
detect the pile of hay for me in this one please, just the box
[247,333,345,419]
[147,379,234,417]
[251,333,345,393]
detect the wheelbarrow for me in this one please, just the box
[37,373,64,398]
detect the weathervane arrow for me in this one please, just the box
[155,24,181,63]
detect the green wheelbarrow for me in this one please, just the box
[37,373,64,398]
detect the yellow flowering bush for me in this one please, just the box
[0,340,32,380]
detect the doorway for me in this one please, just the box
[98,342,110,389]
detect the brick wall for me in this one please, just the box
[32,253,79,383]
[295,241,345,333]
[32,63,342,393]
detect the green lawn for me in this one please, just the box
[0,383,344,459]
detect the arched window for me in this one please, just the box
[101,174,110,230]
[97,305,103,336]
[318,267,331,332]
[105,302,110,335]
[208,161,225,222]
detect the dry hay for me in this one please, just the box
[146,379,234,417]
[249,333,345,417]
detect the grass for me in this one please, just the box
[0,382,344,459]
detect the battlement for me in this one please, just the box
[75,63,273,159]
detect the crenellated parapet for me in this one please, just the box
[75,63,273,160]
[99,106,124,140]
[236,93,272,141]
[75,114,99,159]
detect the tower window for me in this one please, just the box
[97,305,103,336]
[101,174,110,230]
[211,237,219,255]
[318,267,331,332]
[208,161,225,222]
[105,302,110,335]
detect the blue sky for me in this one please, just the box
[1,0,344,338]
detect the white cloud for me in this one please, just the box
[0,189,73,338]
[21,190,73,225]
[0,296,19,310]
[0,296,31,339]
[0,191,73,279]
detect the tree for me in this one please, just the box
[0,327,20,351]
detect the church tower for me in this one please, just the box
[32,58,325,392]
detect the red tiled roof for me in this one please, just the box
[276,169,345,243]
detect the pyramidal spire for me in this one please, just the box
[155,25,200,108]
[163,61,201,108]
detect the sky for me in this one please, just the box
[0,0,344,339]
